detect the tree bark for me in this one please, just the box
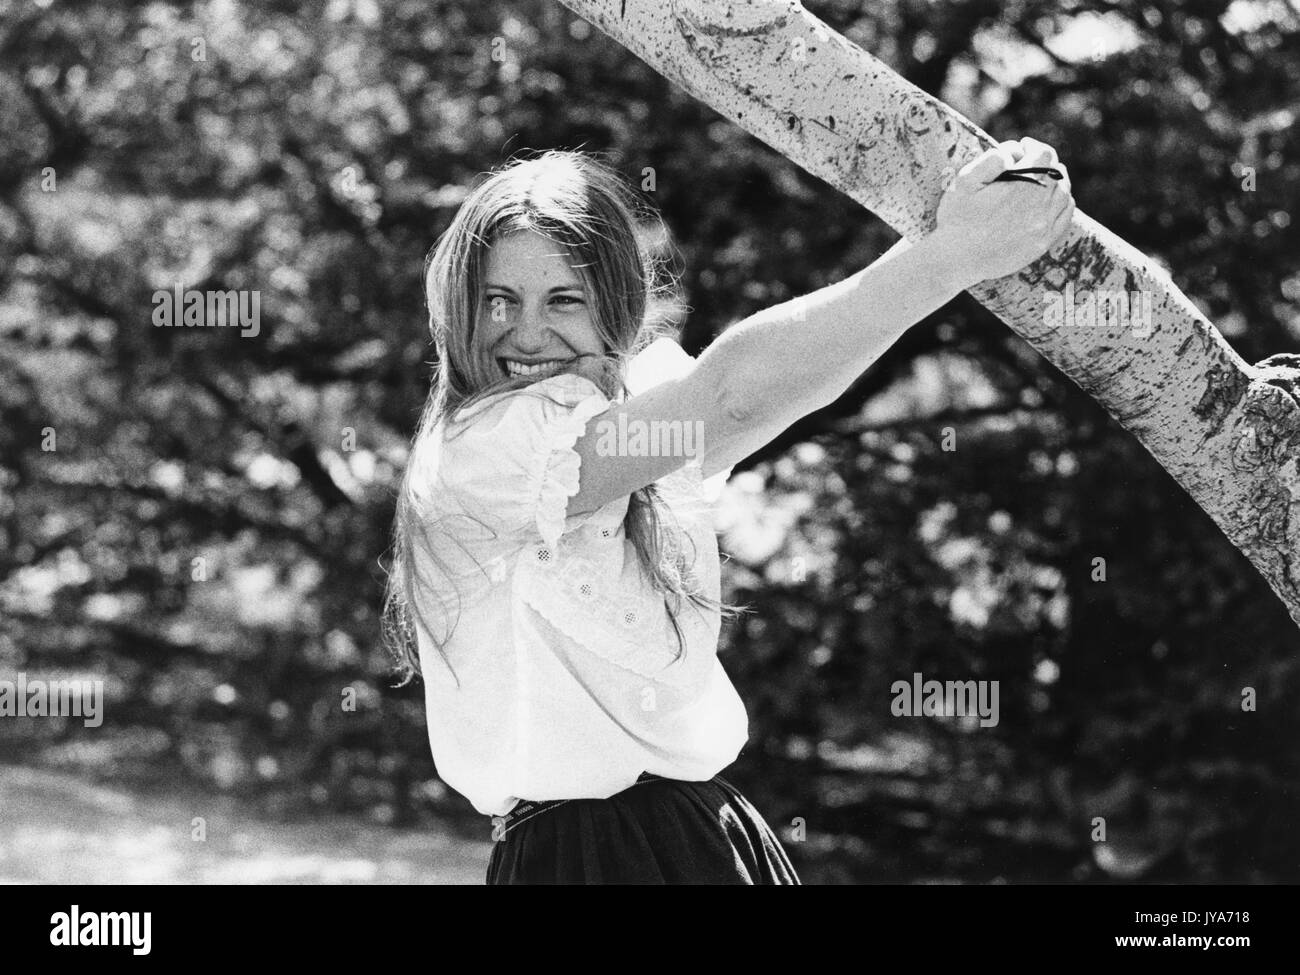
[554,0,1300,630]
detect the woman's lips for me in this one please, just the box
[498,357,572,378]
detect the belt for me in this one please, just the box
[490,772,668,840]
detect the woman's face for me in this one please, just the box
[478,230,606,382]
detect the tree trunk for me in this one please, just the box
[555,0,1300,630]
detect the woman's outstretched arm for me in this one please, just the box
[567,138,1074,514]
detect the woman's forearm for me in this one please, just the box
[567,142,1072,508]
[697,229,972,432]
[567,230,974,509]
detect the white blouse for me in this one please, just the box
[411,338,748,817]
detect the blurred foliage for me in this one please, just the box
[1,0,1298,882]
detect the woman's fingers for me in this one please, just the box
[1049,161,1071,195]
[962,142,1021,184]
[1016,137,1059,169]
[1048,194,1076,243]
[1048,163,1073,216]
[997,139,1026,164]
[962,139,1066,187]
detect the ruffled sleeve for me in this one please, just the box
[435,373,612,549]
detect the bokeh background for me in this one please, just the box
[1,0,1298,884]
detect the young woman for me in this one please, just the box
[384,140,1074,884]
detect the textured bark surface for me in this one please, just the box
[556,0,1300,629]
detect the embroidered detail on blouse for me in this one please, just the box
[414,339,746,816]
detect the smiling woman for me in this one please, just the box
[382,149,798,884]
[390,152,727,691]
[383,141,1073,885]
[480,231,604,381]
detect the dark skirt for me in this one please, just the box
[486,773,801,884]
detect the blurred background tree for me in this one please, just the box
[0,0,1297,882]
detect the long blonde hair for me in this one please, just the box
[382,150,743,686]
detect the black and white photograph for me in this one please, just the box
[0,0,1296,929]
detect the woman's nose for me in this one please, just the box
[513,302,553,337]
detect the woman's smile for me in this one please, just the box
[497,357,575,379]
[479,231,606,383]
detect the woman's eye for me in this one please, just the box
[484,295,514,317]
[551,295,584,307]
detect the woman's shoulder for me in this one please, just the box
[625,336,693,396]
[422,373,615,549]
[445,372,608,432]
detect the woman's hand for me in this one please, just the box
[931,137,1075,287]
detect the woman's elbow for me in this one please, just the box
[717,380,760,424]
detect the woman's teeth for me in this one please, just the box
[502,359,566,378]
